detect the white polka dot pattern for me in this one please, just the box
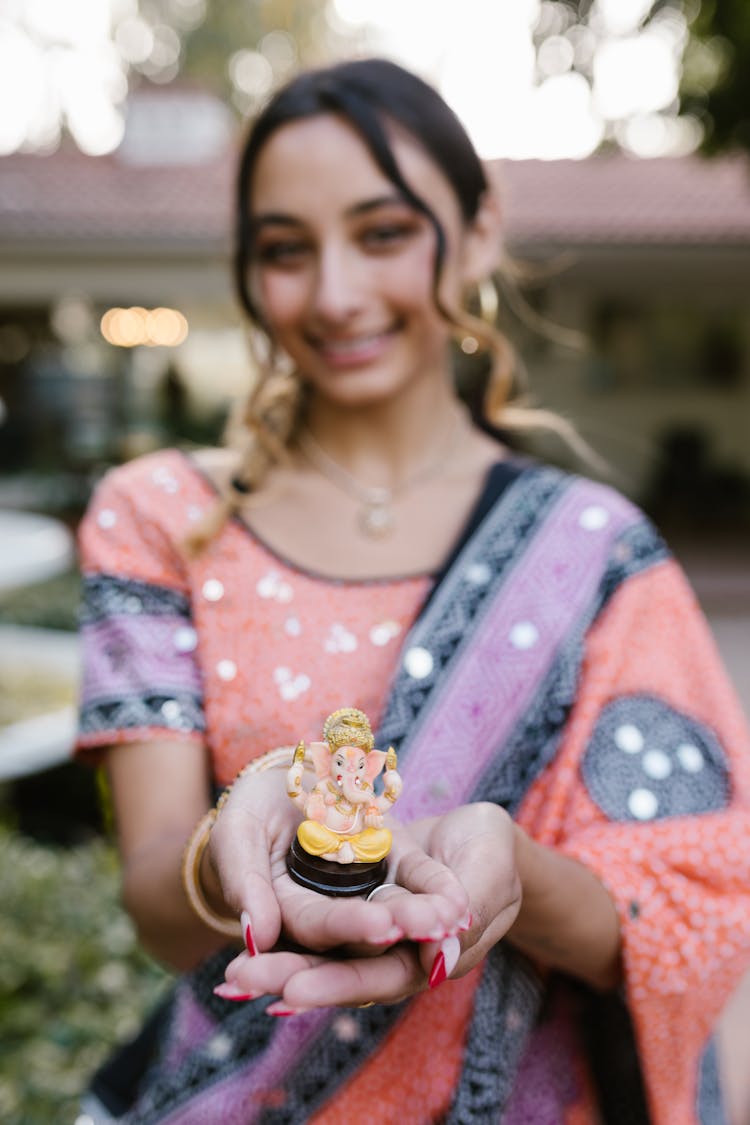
[582,695,730,822]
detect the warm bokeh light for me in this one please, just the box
[101,307,189,348]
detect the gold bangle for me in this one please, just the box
[181,745,309,939]
[181,809,241,939]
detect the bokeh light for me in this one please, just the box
[332,0,693,159]
[101,307,189,348]
[2,0,700,160]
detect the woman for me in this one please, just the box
[77,59,750,1123]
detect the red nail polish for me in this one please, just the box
[371,926,403,946]
[266,1003,306,1017]
[241,910,257,956]
[213,982,257,1001]
[428,951,447,989]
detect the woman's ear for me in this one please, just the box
[460,186,503,286]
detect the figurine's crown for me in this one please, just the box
[323,707,374,751]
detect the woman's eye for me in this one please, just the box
[256,240,309,266]
[361,223,414,250]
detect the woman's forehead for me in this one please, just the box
[249,113,460,222]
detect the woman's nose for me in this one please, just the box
[311,244,362,322]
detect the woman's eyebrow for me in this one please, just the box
[252,194,411,230]
[347,193,410,217]
[251,212,304,230]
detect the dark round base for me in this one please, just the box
[286,837,388,898]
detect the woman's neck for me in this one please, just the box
[301,375,465,491]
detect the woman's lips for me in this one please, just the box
[310,326,398,368]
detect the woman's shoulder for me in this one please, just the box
[479,461,667,585]
[83,448,237,551]
[92,446,238,507]
[189,446,241,490]
[506,460,650,526]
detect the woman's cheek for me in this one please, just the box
[257,271,309,330]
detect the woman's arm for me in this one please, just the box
[507,823,621,990]
[107,737,233,972]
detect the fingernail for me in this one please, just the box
[428,951,446,989]
[414,926,448,943]
[458,911,473,932]
[213,982,257,1001]
[372,925,403,946]
[241,910,257,956]
[265,1002,308,1017]
[429,935,461,990]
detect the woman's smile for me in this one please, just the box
[306,323,402,369]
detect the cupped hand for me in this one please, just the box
[220,802,521,1011]
[207,767,469,960]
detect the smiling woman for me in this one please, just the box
[72,57,750,1125]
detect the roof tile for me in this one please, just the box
[2,145,749,248]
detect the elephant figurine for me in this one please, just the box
[285,708,402,895]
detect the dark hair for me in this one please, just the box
[184,59,588,557]
[233,57,489,326]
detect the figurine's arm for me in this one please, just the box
[286,741,309,814]
[371,746,402,813]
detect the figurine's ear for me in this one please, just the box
[364,749,387,783]
[310,742,332,778]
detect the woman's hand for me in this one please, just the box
[208,768,470,961]
[218,802,521,1010]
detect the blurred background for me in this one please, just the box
[0,2,748,1121]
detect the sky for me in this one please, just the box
[0,0,699,160]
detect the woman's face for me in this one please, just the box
[247,113,482,409]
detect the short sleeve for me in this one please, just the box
[522,554,750,1122]
[76,456,206,757]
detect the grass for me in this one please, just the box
[0,570,81,633]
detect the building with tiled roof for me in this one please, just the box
[0,107,749,526]
[2,142,750,257]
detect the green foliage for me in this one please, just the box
[0,827,172,1125]
[0,569,81,633]
[683,0,750,153]
[547,1,750,155]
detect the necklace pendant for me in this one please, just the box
[359,502,395,538]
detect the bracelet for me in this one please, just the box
[181,745,309,938]
[182,808,240,938]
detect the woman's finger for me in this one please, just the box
[275,876,403,949]
[413,803,522,980]
[387,845,470,937]
[209,777,297,952]
[221,948,324,1000]
[281,944,425,1010]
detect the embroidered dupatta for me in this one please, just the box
[98,464,749,1125]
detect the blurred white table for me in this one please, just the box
[0,509,75,591]
[0,511,77,778]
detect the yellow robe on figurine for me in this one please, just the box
[297,816,392,862]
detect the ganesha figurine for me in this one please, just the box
[285,707,402,897]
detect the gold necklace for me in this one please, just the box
[299,409,465,538]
